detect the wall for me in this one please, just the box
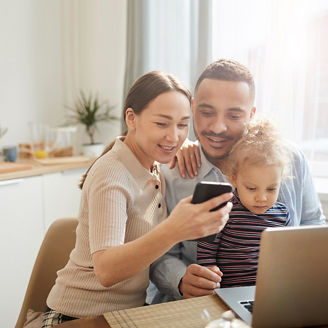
[0,0,126,150]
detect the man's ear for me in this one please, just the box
[191,98,195,116]
[125,108,136,129]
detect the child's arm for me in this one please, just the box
[197,239,220,267]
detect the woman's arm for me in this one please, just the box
[169,139,201,179]
[93,193,232,287]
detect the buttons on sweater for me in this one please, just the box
[152,180,162,209]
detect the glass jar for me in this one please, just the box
[29,123,50,159]
[48,126,77,157]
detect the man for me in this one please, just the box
[149,59,326,302]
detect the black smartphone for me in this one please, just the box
[191,181,233,242]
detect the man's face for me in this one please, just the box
[192,79,256,165]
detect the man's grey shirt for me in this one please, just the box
[149,141,326,302]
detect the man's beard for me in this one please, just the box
[202,146,230,163]
[200,130,234,142]
[194,123,233,148]
[193,126,232,165]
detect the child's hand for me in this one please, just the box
[169,139,201,179]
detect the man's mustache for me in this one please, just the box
[201,131,234,141]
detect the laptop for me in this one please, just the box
[215,225,328,328]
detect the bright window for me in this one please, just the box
[211,0,328,177]
[126,0,328,178]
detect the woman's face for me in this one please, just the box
[126,91,191,169]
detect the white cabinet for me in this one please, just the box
[0,167,86,328]
[43,168,84,231]
[0,176,44,328]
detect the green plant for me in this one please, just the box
[67,90,118,144]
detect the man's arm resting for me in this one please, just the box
[150,243,187,300]
[150,243,223,300]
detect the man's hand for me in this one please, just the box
[179,264,223,298]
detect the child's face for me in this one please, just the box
[231,162,283,214]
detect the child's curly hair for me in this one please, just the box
[224,118,290,180]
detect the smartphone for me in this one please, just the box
[191,181,233,242]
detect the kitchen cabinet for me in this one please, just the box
[0,176,44,328]
[43,169,83,231]
[0,167,86,328]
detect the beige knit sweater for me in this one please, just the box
[47,138,167,317]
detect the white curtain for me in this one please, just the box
[124,0,212,137]
[210,0,328,177]
[124,0,212,91]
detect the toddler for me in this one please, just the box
[197,118,291,287]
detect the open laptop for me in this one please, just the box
[215,225,328,328]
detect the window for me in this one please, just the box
[126,0,328,178]
[211,0,328,177]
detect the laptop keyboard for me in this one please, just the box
[240,300,254,313]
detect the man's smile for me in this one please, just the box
[201,132,233,149]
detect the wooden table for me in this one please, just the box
[52,294,328,328]
[56,295,229,328]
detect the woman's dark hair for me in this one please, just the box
[79,71,191,189]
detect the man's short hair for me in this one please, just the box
[195,59,255,103]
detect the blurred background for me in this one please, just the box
[1,0,328,176]
[1,1,328,327]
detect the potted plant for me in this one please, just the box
[67,90,118,157]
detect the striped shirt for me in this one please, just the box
[197,192,290,287]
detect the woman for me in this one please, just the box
[42,71,232,326]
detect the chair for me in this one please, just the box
[15,217,78,328]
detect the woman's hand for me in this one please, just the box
[92,191,232,289]
[166,192,232,242]
[169,139,201,179]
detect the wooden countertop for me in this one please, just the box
[0,157,94,181]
